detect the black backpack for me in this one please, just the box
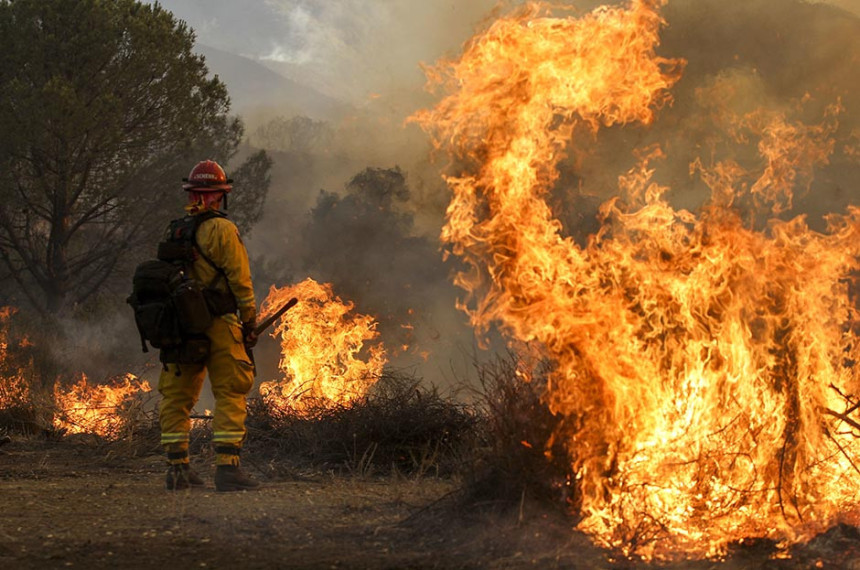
[127,211,236,363]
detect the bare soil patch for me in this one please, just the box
[0,439,459,569]
[2,438,860,569]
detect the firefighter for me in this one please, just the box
[159,159,260,492]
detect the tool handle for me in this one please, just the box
[254,297,299,336]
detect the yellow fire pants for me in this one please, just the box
[158,317,255,466]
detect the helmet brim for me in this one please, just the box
[182,179,233,192]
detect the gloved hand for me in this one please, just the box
[242,321,258,349]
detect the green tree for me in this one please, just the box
[251,115,333,154]
[0,0,270,316]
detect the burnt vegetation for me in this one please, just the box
[0,345,572,502]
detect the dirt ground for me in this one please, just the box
[3,439,860,569]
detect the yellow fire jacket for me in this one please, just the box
[184,212,256,326]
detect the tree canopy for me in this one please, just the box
[251,115,334,154]
[0,0,270,315]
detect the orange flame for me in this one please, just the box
[416,0,860,559]
[259,278,387,411]
[0,307,32,409]
[1,307,151,438]
[53,373,152,438]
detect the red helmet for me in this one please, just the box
[182,160,233,192]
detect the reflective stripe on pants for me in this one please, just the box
[158,317,255,454]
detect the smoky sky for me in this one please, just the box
[145,0,501,102]
[146,0,858,103]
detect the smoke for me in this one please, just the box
[298,167,463,355]
[819,0,860,16]
[148,0,502,103]
[665,0,860,221]
[547,0,860,235]
[41,0,860,392]
[55,313,152,382]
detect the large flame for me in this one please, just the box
[416,0,860,559]
[259,278,387,411]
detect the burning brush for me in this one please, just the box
[53,373,152,439]
[0,307,40,431]
[415,0,860,560]
[1,306,153,439]
[259,278,387,412]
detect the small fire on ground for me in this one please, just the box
[0,307,31,408]
[1,307,152,439]
[415,0,860,560]
[259,278,387,411]
[53,373,151,438]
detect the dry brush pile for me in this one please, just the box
[244,372,479,477]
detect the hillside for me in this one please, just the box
[196,43,348,119]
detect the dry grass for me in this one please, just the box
[244,372,479,477]
[0,379,55,436]
[452,353,576,515]
[0,404,44,435]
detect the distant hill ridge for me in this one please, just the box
[196,43,348,119]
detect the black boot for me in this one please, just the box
[214,464,260,492]
[166,464,205,491]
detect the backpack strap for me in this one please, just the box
[189,212,237,305]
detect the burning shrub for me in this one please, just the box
[52,373,153,441]
[246,372,477,476]
[248,281,478,476]
[259,278,387,411]
[0,377,44,434]
[0,307,48,433]
[1,305,157,441]
[414,0,860,559]
[0,364,38,434]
